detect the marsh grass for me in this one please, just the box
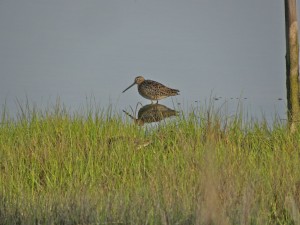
[0,101,300,224]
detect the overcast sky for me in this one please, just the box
[0,0,295,120]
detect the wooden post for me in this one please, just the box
[285,0,300,130]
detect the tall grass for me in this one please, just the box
[0,101,300,224]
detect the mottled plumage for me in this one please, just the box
[122,76,179,103]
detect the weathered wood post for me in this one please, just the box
[285,0,300,130]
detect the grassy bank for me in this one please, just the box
[0,102,300,224]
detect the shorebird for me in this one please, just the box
[122,76,179,103]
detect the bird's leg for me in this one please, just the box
[156,100,158,104]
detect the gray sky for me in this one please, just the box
[0,0,293,120]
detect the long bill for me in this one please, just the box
[122,82,136,93]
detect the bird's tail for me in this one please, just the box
[170,89,180,96]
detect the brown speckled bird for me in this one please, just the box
[122,76,180,103]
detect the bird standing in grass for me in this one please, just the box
[122,76,179,104]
